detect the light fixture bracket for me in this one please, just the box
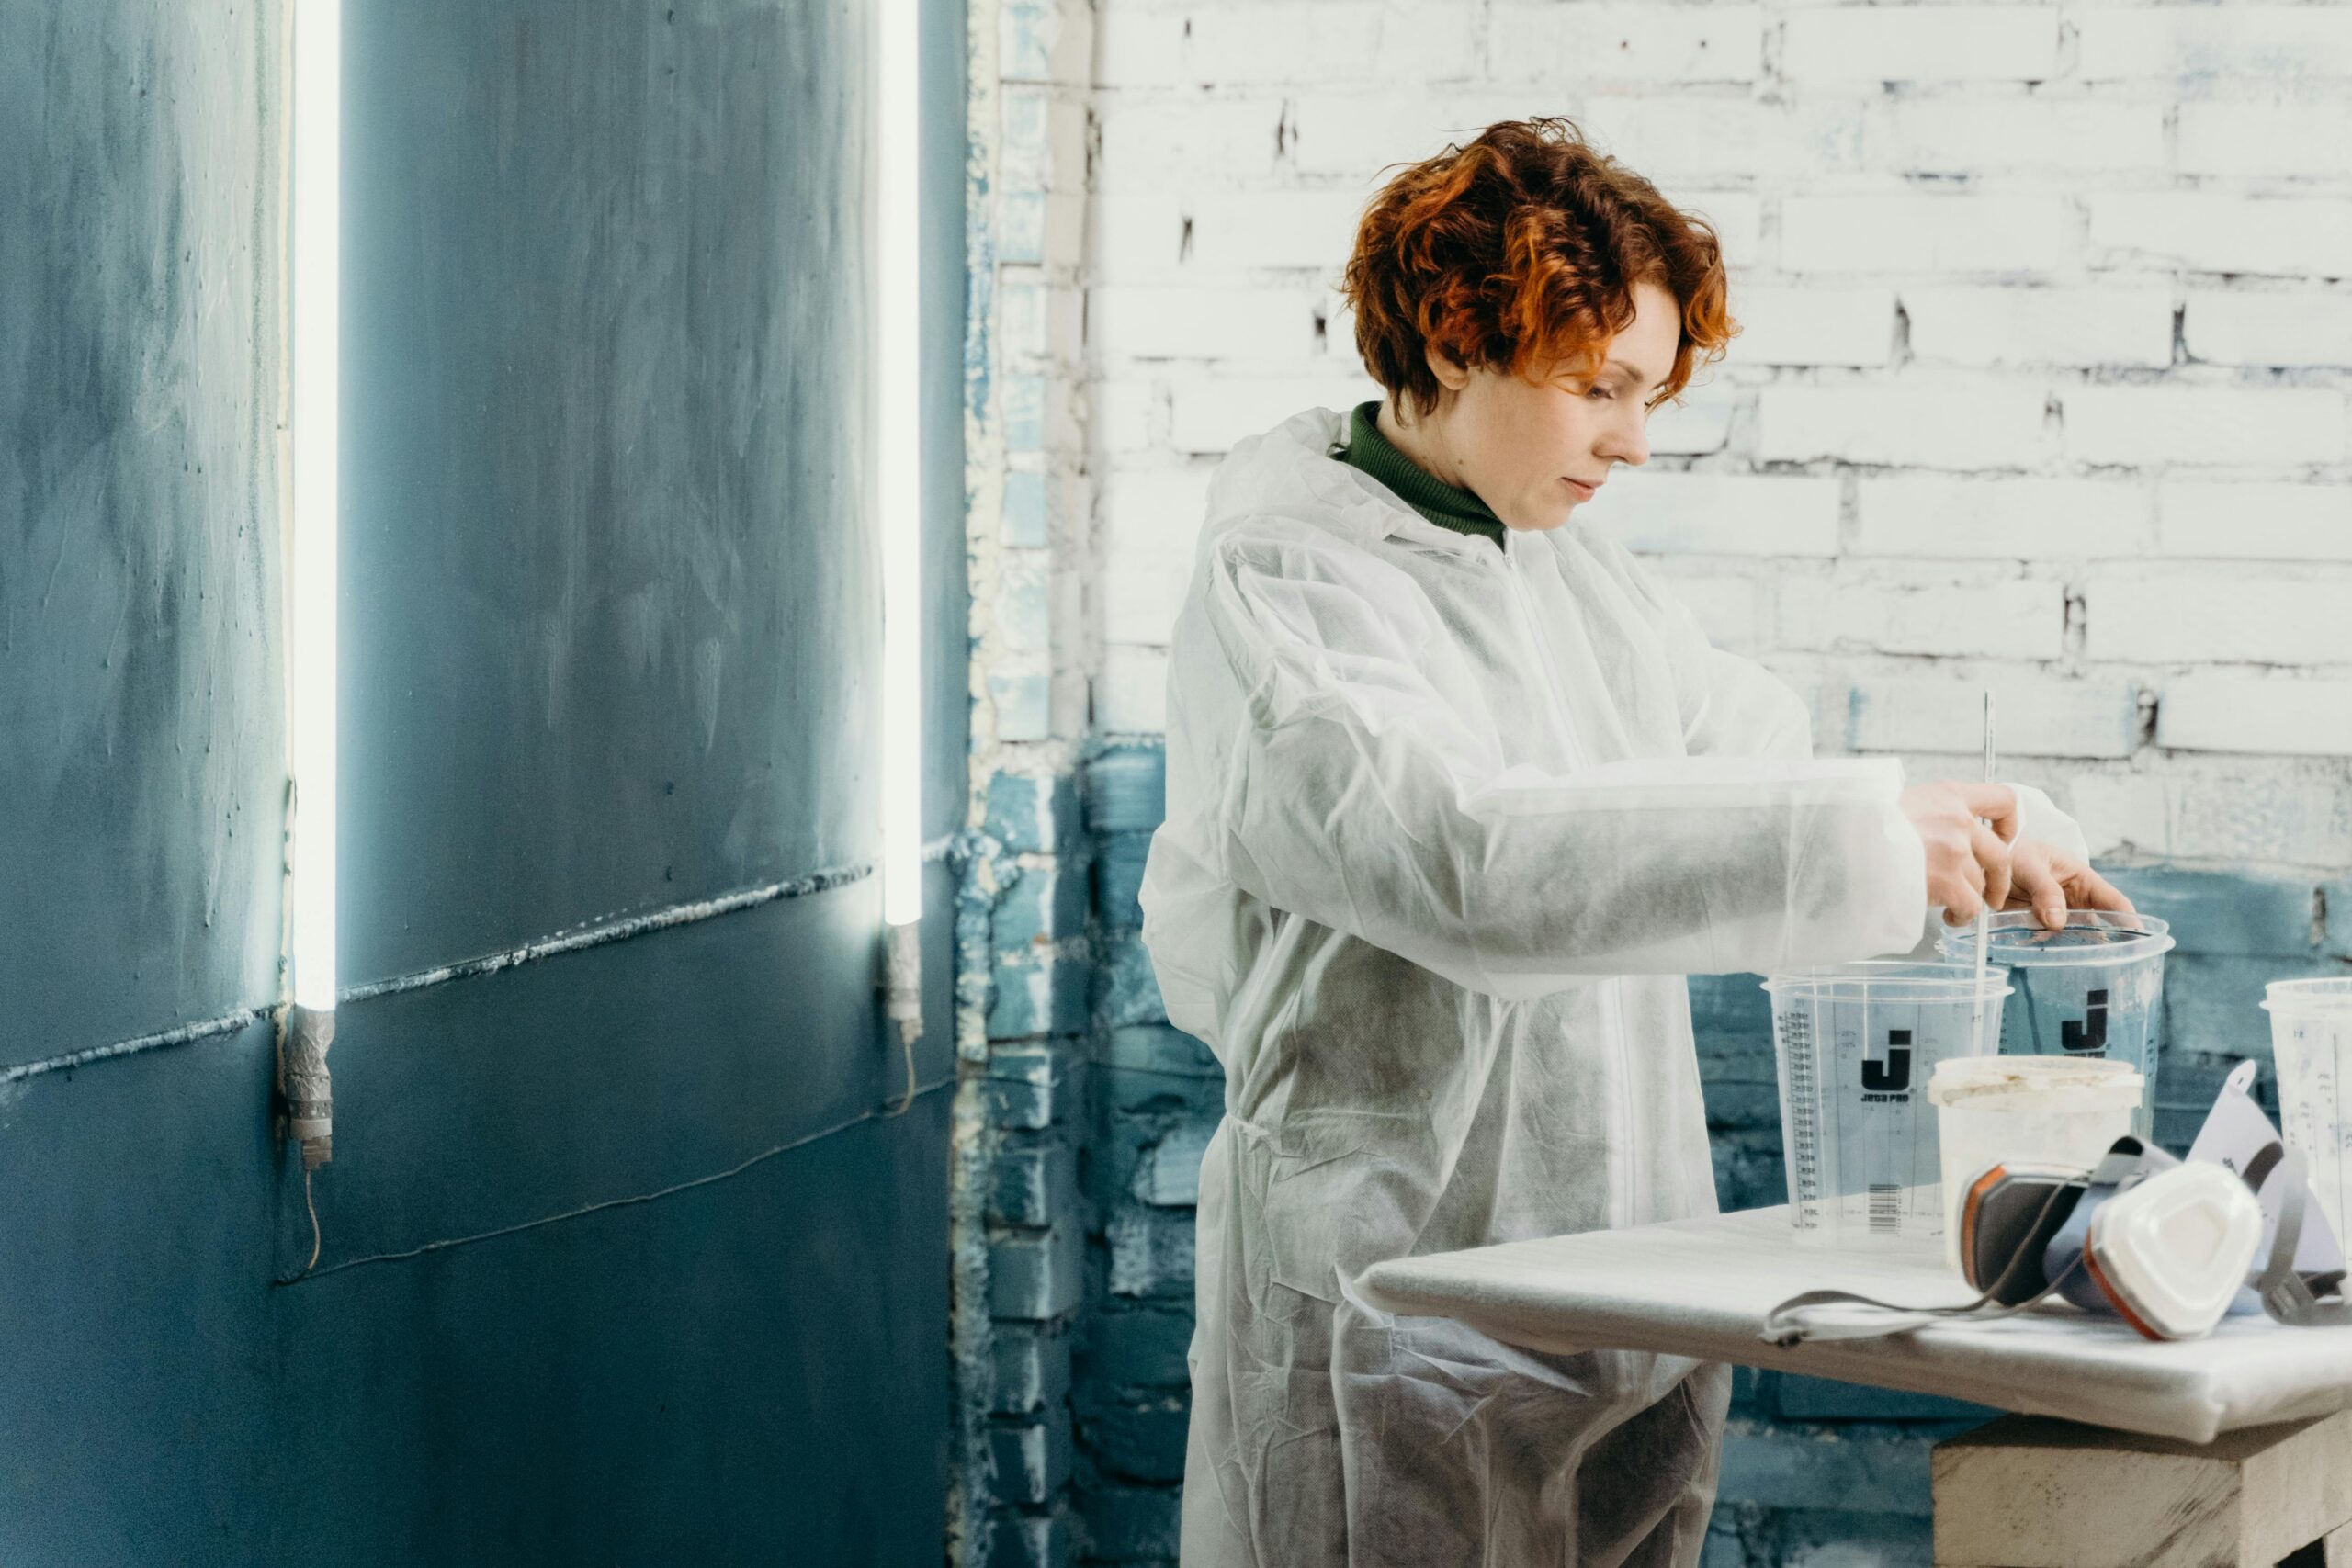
[281,1002,336,1169]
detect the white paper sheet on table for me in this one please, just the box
[2188,1059,2346,1277]
[1358,1204,2352,1443]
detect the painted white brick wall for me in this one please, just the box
[1484,6,1767,85]
[1869,98,2165,178]
[1781,194,2071,275]
[2184,291,2352,371]
[1845,674,2143,761]
[1776,573,2067,660]
[2086,576,2352,667]
[1760,380,2052,468]
[1781,7,2062,85]
[1902,286,2173,371]
[2087,195,2352,278]
[975,0,1101,760]
[2155,483,2352,563]
[2179,101,2352,180]
[1851,476,2147,560]
[1066,0,2352,874]
[2074,7,2352,83]
[1595,472,1841,558]
[1730,286,1894,367]
[2158,677,2352,760]
[2061,386,2346,469]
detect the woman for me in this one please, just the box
[1136,118,2130,1568]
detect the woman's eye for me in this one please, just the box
[1585,386,1613,401]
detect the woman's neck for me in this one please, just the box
[1375,397,1464,491]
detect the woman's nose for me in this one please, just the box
[1600,408,1649,467]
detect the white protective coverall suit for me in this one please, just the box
[1137,406,2084,1568]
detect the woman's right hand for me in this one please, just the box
[1900,782,2021,924]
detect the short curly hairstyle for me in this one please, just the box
[1341,117,1738,418]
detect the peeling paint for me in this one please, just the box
[949,0,1011,1557]
[338,848,940,1005]
[0,1006,265,1088]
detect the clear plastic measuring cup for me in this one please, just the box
[2262,977,2352,1245]
[1938,911,2172,1138]
[1763,962,2012,1247]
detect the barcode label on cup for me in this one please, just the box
[1869,1183,1901,1235]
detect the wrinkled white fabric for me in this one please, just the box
[1139,406,2083,1568]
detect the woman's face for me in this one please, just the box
[1403,278,1682,533]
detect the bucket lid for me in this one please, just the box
[1926,1055,2144,1109]
[1938,910,2173,967]
[2261,977,2352,1015]
[1762,960,2011,1004]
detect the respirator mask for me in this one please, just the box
[1767,1134,2352,1346]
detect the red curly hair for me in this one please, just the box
[1342,117,1739,418]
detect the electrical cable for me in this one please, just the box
[890,1025,918,1117]
[272,1166,325,1289]
[271,1082,952,1289]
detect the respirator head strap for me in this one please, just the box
[1759,1163,2103,1348]
[2249,1145,2352,1328]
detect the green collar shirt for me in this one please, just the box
[1330,400,1508,552]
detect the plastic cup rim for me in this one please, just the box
[1936,909,2175,965]
[2261,977,2352,1015]
[1762,960,2012,1000]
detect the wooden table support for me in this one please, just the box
[1932,1409,2352,1568]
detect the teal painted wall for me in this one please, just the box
[0,3,967,1562]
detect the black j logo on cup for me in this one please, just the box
[2063,989,2110,1055]
[1862,1029,1913,1094]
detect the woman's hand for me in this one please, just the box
[1902,782,2020,925]
[2005,840,2137,931]
[1902,782,2139,929]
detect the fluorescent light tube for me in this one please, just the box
[289,0,341,1011]
[877,0,922,929]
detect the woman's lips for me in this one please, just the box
[1564,478,1598,499]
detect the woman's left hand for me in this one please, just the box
[2006,840,2137,931]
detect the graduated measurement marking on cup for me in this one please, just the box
[2285,1018,2348,1243]
[1780,1007,1823,1228]
[1868,1184,1902,1235]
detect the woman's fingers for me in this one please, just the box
[1939,849,1989,925]
[2005,845,2141,928]
[1903,782,2025,923]
[1956,783,2021,842]
[2007,842,2067,931]
[1973,822,2014,915]
[2069,863,2139,919]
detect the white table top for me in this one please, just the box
[1357,1204,2352,1444]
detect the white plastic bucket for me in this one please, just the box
[1937,911,2171,1138]
[1927,1055,2145,1273]
[2262,978,2352,1245]
[1763,963,2012,1247]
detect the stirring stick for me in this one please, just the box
[1971,690,1996,1056]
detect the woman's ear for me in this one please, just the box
[1422,344,1473,393]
